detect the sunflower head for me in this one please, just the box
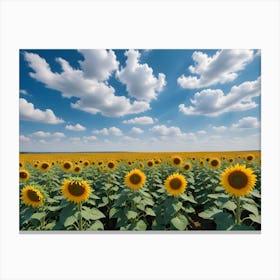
[40,162,51,172]
[164,173,187,196]
[246,154,255,162]
[209,158,221,169]
[19,169,30,182]
[21,185,44,208]
[220,164,257,196]
[72,165,82,174]
[171,155,183,167]
[61,161,72,172]
[19,162,24,168]
[107,160,117,170]
[125,169,146,191]
[146,160,154,168]
[199,160,204,168]
[154,159,161,165]
[83,160,90,167]
[61,177,91,204]
[182,162,192,172]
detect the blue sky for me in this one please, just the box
[19,49,261,152]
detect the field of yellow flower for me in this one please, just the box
[19,151,261,231]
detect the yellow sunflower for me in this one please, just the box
[19,162,24,168]
[19,169,30,182]
[72,165,82,174]
[171,155,183,167]
[125,169,146,191]
[107,160,117,170]
[220,164,257,196]
[246,154,255,162]
[21,185,44,208]
[182,162,192,172]
[40,161,51,172]
[61,161,73,172]
[209,158,221,169]
[146,159,154,168]
[164,173,187,196]
[61,178,91,204]
[83,160,90,167]
[154,159,161,165]
[199,160,204,168]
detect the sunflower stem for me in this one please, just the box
[78,202,83,230]
[236,196,241,225]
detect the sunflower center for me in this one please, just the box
[64,163,71,169]
[41,163,49,170]
[129,174,141,185]
[68,182,85,196]
[148,162,153,167]
[27,190,41,202]
[228,171,248,189]
[108,162,114,169]
[211,160,218,167]
[20,171,28,179]
[184,165,190,170]
[169,178,182,190]
[247,156,253,161]
[173,158,181,165]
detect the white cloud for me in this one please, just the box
[65,123,86,131]
[177,49,255,89]
[24,51,150,117]
[39,139,46,144]
[197,130,207,135]
[92,126,122,136]
[179,77,260,116]
[83,136,98,141]
[20,89,30,96]
[231,116,260,129]
[123,116,154,125]
[78,49,119,81]
[32,131,51,137]
[19,135,30,142]
[150,125,195,141]
[19,98,64,124]
[212,126,227,132]
[131,127,144,134]
[53,132,65,138]
[116,49,166,101]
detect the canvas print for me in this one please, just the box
[19,49,261,231]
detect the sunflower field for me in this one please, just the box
[19,151,261,231]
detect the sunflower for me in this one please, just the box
[61,161,73,172]
[21,185,44,208]
[220,164,257,196]
[209,158,221,169]
[138,162,144,169]
[228,158,234,163]
[83,160,90,167]
[246,154,255,162]
[40,161,51,172]
[199,160,204,168]
[164,173,187,196]
[19,169,30,182]
[154,159,161,165]
[61,178,91,204]
[146,159,154,168]
[125,169,146,191]
[107,160,117,170]
[182,162,192,172]
[72,165,82,174]
[171,155,183,167]
[19,162,24,168]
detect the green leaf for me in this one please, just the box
[222,201,237,212]
[48,206,62,212]
[212,212,234,230]
[88,220,104,230]
[250,189,261,198]
[114,195,127,207]
[208,193,228,199]
[248,214,261,224]
[59,203,76,225]
[173,201,183,212]
[135,220,147,231]
[126,210,138,220]
[198,207,222,219]
[109,207,118,218]
[89,208,105,220]
[230,224,255,231]
[30,212,46,221]
[64,215,77,227]
[44,221,56,230]
[242,203,259,216]
[184,193,197,204]
[171,215,188,230]
[145,208,156,216]
[132,196,141,204]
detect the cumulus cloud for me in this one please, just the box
[53,132,65,138]
[19,135,30,142]
[212,126,227,132]
[177,49,255,89]
[179,77,260,116]
[65,123,86,131]
[32,131,65,138]
[78,49,119,81]
[92,126,123,136]
[116,49,166,101]
[197,130,207,135]
[231,116,260,129]
[131,127,144,134]
[83,136,98,141]
[20,98,64,124]
[20,89,30,96]
[123,116,154,125]
[23,51,150,117]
